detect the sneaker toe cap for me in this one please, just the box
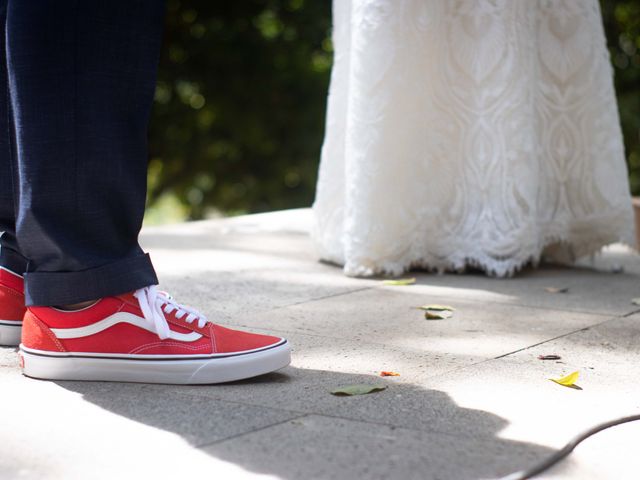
[213,325,285,354]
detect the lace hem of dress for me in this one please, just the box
[312,208,636,278]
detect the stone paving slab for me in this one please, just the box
[0,345,17,369]
[203,414,555,480]
[226,286,611,361]
[1,209,639,480]
[416,314,640,479]
[420,314,640,444]
[146,367,510,439]
[0,370,281,480]
[143,215,640,318]
[52,380,300,447]
[416,266,640,317]
[141,210,378,321]
[154,267,374,323]
[543,420,640,480]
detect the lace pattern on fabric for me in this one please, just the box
[312,0,635,277]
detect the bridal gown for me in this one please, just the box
[311,0,635,277]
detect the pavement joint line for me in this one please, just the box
[166,370,629,440]
[2,309,628,385]
[0,371,487,440]
[164,389,309,417]
[293,411,519,440]
[193,407,508,447]
[194,414,310,449]
[162,264,634,319]
[492,327,593,360]
[263,285,377,312]
[6,334,634,446]
[150,388,420,436]
[202,323,493,361]
[413,314,627,383]
[213,319,627,378]
[491,311,631,360]
[234,282,624,320]
[225,315,612,355]
[165,386,469,436]
[355,274,639,318]
[6,307,625,425]
[473,302,626,318]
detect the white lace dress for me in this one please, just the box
[312,0,635,277]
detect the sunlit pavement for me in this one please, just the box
[2,208,639,480]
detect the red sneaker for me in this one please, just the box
[0,267,26,346]
[19,286,290,384]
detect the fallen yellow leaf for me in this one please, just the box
[418,304,455,312]
[550,371,580,387]
[380,371,400,377]
[382,278,416,286]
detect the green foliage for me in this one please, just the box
[148,0,332,220]
[148,1,640,222]
[601,0,640,194]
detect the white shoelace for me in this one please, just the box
[133,285,208,340]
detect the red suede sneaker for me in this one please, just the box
[19,286,290,384]
[0,267,26,346]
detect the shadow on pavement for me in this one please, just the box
[56,367,559,480]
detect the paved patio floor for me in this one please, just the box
[2,208,639,480]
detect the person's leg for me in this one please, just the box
[7,0,162,307]
[10,1,291,382]
[0,0,26,275]
[0,0,27,346]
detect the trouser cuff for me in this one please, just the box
[24,253,158,306]
[0,246,28,276]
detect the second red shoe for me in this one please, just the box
[0,267,25,346]
[19,286,290,384]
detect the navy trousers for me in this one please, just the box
[0,1,164,306]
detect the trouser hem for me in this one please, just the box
[24,253,158,306]
[0,246,28,275]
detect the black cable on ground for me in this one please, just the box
[496,414,640,480]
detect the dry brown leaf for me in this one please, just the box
[425,310,453,320]
[544,287,569,294]
[330,384,388,396]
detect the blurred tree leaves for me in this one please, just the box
[148,1,640,221]
[601,0,640,195]
[148,0,332,220]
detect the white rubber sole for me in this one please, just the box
[0,321,22,346]
[19,340,291,384]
